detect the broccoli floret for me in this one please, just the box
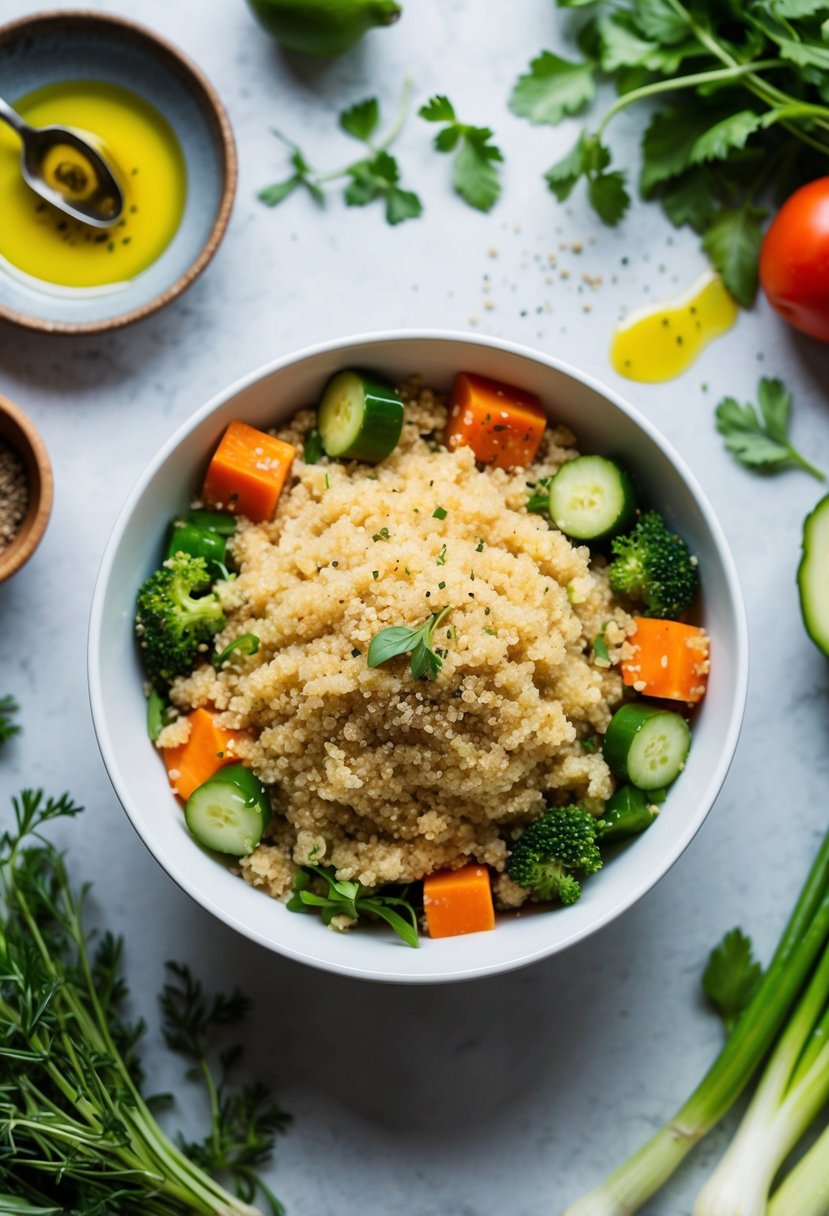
[608,511,699,619]
[135,553,225,685]
[507,806,603,906]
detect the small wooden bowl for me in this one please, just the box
[0,395,53,581]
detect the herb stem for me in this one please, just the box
[315,76,414,185]
[596,61,785,138]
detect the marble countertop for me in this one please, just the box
[2,1,828,1212]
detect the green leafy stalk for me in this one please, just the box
[716,377,825,481]
[259,78,422,225]
[562,828,829,1215]
[367,605,453,680]
[0,790,285,1214]
[419,94,504,211]
[213,633,260,670]
[287,864,419,948]
[767,1119,829,1216]
[694,941,829,1215]
[0,695,20,744]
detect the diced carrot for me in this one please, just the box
[622,617,710,704]
[162,707,242,801]
[445,372,547,470]
[423,864,495,939]
[201,420,295,523]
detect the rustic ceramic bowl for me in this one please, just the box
[0,394,53,581]
[89,332,749,984]
[0,11,236,335]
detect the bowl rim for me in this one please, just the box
[0,9,237,336]
[0,392,53,580]
[88,329,750,983]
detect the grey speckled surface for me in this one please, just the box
[1,1,828,1213]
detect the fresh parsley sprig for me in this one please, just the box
[419,94,504,212]
[288,863,419,948]
[368,604,453,680]
[526,475,553,514]
[702,927,764,1036]
[715,377,825,481]
[259,79,422,226]
[510,0,829,305]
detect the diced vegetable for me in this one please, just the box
[548,455,636,541]
[147,688,168,742]
[317,369,404,462]
[598,784,660,842]
[622,616,710,703]
[603,702,691,790]
[445,372,547,470]
[162,707,241,801]
[423,863,495,938]
[183,508,237,536]
[166,519,227,568]
[201,420,295,522]
[184,764,270,856]
[798,492,829,657]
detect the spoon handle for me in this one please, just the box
[0,97,29,137]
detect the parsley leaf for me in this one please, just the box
[258,141,325,207]
[419,94,504,211]
[527,476,553,513]
[545,130,630,224]
[702,928,763,1035]
[690,111,765,165]
[701,204,767,307]
[715,376,825,480]
[0,694,20,744]
[509,51,596,125]
[345,150,423,224]
[303,427,325,464]
[339,97,380,142]
[367,605,453,680]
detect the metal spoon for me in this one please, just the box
[0,95,123,228]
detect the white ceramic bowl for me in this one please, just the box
[88,332,748,984]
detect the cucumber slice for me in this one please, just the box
[603,702,690,789]
[599,784,660,841]
[184,764,270,856]
[798,492,829,657]
[548,455,636,541]
[318,370,404,463]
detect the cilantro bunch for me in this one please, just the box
[511,0,829,305]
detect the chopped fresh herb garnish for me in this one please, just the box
[259,80,422,227]
[288,863,419,947]
[324,473,330,490]
[592,630,611,668]
[367,605,453,681]
[372,570,380,580]
[419,94,503,212]
[212,632,260,670]
[373,527,391,542]
[581,738,596,753]
[715,377,825,481]
[484,627,496,636]
[432,505,448,520]
[436,543,447,565]
[303,427,325,464]
[527,475,553,514]
[476,539,485,551]
[351,647,362,658]
[438,580,446,589]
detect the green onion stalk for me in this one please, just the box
[767,1119,829,1216]
[0,790,268,1215]
[562,829,829,1216]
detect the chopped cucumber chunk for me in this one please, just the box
[318,369,404,463]
[184,764,270,856]
[603,702,690,789]
[548,455,636,541]
[798,492,829,657]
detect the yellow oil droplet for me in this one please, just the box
[610,272,738,383]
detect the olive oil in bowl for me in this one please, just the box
[0,80,186,291]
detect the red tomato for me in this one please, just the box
[760,177,829,343]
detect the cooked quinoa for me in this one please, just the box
[160,382,634,908]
